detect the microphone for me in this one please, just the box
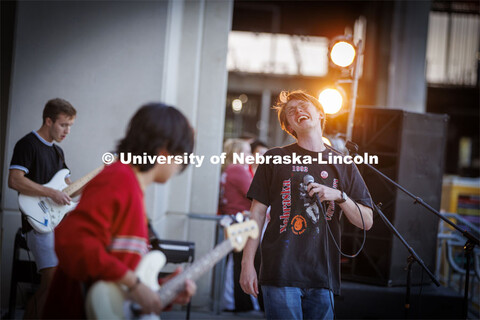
[303,174,324,204]
[303,174,315,187]
[303,174,328,219]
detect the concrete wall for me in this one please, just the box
[1,0,232,310]
[158,0,234,307]
[386,0,431,112]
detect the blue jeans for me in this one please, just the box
[262,285,334,320]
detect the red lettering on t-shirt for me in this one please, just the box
[279,179,291,233]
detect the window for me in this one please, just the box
[426,12,479,86]
[227,31,329,77]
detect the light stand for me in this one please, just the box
[345,39,363,142]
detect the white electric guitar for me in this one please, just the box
[85,218,259,320]
[18,165,104,233]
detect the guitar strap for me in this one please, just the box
[53,144,66,168]
[20,208,33,233]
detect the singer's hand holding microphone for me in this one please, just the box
[304,175,343,203]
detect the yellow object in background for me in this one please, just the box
[441,175,480,214]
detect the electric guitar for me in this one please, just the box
[85,218,259,320]
[18,165,105,233]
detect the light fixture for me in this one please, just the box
[328,36,356,69]
[232,99,243,113]
[239,94,248,103]
[318,87,344,114]
[324,30,364,142]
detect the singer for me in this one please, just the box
[240,90,374,320]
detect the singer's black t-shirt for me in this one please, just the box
[247,143,373,295]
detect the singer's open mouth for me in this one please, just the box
[297,115,309,123]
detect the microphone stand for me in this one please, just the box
[374,202,439,319]
[346,141,479,319]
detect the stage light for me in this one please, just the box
[239,94,248,103]
[319,88,343,114]
[326,33,364,140]
[329,38,356,68]
[232,99,242,112]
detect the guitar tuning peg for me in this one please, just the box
[234,212,245,223]
[219,215,233,228]
[242,211,251,220]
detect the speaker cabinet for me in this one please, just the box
[341,108,448,286]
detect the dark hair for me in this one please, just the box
[43,98,77,124]
[273,90,325,138]
[250,139,269,153]
[116,103,194,172]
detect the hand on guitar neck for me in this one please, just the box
[158,267,196,308]
[122,268,196,315]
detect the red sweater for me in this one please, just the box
[219,164,253,215]
[43,162,148,318]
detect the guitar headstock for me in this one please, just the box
[224,212,259,252]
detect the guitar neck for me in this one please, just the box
[157,239,233,308]
[62,165,104,196]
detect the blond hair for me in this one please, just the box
[222,138,250,171]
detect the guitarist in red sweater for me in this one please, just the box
[43,103,197,318]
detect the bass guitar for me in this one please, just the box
[85,218,258,319]
[18,165,104,233]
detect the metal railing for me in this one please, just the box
[436,212,480,315]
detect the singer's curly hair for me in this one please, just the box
[273,90,326,138]
[116,103,194,172]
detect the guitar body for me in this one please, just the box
[86,251,167,320]
[85,219,258,320]
[85,281,126,320]
[19,169,78,233]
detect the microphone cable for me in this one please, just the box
[323,199,366,259]
[315,187,366,320]
[306,174,367,258]
[303,148,369,318]
[318,199,336,319]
